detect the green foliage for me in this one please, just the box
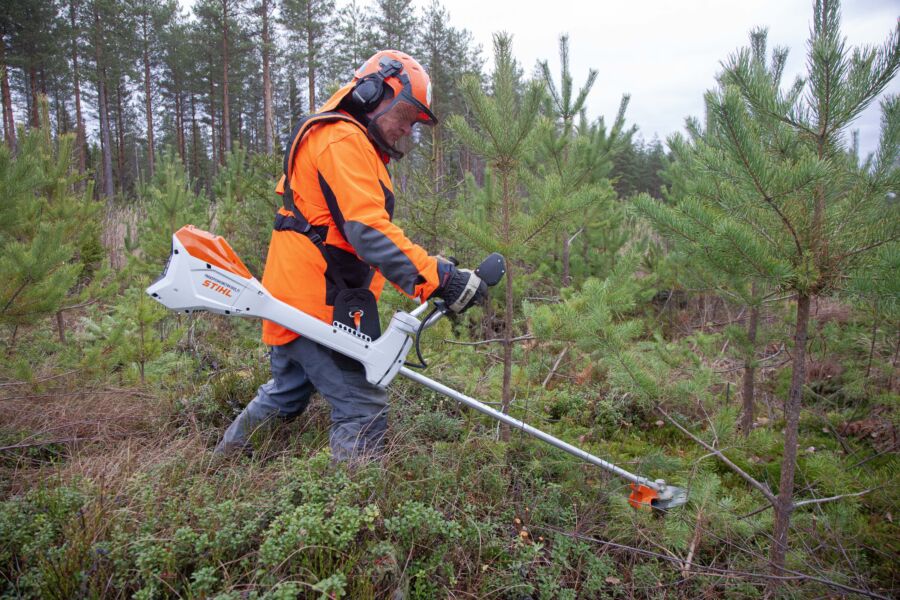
[212,145,281,275]
[449,33,543,167]
[257,501,372,582]
[636,17,899,300]
[447,32,549,259]
[526,258,674,406]
[129,150,208,277]
[79,285,186,385]
[0,484,91,598]
[0,124,101,334]
[612,136,670,199]
[630,13,900,586]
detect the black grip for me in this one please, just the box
[475,253,506,287]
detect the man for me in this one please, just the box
[214,50,487,461]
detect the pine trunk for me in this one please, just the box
[97,72,114,198]
[190,93,200,182]
[740,301,760,436]
[142,12,155,177]
[767,292,811,592]
[1,42,16,151]
[175,91,185,163]
[306,0,315,112]
[115,83,126,194]
[208,69,218,172]
[741,283,761,436]
[28,66,40,128]
[261,0,274,154]
[70,0,85,175]
[221,0,231,158]
[95,49,114,199]
[219,104,225,163]
[56,310,66,343]
[499,169,513,442]
[92,2,114,198]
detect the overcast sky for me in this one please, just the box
[437,0,898,158]
[175,0,897,158]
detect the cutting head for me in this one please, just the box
[629,482,689,511]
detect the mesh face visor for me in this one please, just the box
[368,84,436,159]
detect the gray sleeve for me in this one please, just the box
[343,221,423,295]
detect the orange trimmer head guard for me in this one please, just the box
[629,481,689,510]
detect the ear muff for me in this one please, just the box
[351,76,385,112]
[351,58,404,113]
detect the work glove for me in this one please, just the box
[435,260,488,314]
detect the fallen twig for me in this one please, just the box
[542,346,569,389]
[536,525,892,600]
[657,406,777,506]
[442,334,535,347]
[682,508,704,579]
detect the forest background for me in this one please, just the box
[0,0,897,598]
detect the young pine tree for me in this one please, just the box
[0,104,101,348]
[636,1,898,587]
[212,145,280,274]
[643,32,787,437]
[447,33,543,439]
[81,285,180,385]
[533,34,634,286]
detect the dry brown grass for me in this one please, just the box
[0,375,174,496]
[1,385,159,442]
[811,296,853,328]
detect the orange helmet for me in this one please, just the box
[351,50,437,126]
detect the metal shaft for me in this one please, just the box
[399,367,660,491]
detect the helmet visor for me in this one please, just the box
[401,86,438,126]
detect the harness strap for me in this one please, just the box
[277,111,370,291]
[280,111,364,243]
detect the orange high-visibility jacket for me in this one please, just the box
[261,112,441,346]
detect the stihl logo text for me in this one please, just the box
[203,279,233,297]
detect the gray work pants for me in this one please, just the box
[214,336,388,461]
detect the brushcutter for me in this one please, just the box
[146,225,688,510]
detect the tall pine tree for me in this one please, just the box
[280,0,335,112]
